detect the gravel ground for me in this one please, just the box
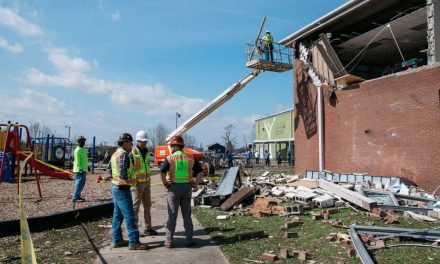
[0,169,112,221]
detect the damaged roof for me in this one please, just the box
[280,0,427,65]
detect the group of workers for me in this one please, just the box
[71,131,204,250]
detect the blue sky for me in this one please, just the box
[0,0,345,146]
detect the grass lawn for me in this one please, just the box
[0,217,112,264]
[195,204,440,263]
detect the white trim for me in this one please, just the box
[280,0,371,46]
[253,138,294,143]
[255,108,294,121]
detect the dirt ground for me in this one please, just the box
[0,169,112,221]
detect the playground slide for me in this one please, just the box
[17,151,73,180]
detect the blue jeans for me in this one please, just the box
[72,172,86,201]
[111,185,139,246]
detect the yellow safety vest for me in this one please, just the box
[166,150,194,184]
[263,35,274,47]
[132,146,150,182]
[111,148,136,187]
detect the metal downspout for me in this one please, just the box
[317,85,324,171]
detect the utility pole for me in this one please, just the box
[175,112,181,129]
[65,125,71,141]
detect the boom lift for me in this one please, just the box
[154,17,292,169]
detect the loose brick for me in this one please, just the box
[325,235,336,242]
[347,248,356,257]
[298,251,310,261]
[279,248,289,259]
[261,253,278,261]
[312,215,323,220]
[325,208,339,214]
[284,232,299,239]
[385,214,398,224]
[375,240,385,249]
[323,212,330,220]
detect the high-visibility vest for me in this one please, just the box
[132,146,150,182]
[111,148,136,186]
[166,150,194,184]
[262,35,274,47]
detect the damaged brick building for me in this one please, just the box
[280,0,440,192]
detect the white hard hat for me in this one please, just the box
[135,130,149,142]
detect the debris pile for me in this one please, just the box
[193,167,440,263]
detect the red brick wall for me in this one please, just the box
[294,60,440,192]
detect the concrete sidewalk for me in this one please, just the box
[96,173,229,264]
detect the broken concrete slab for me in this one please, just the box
[220,186,256,211]
[318,179,377,211]
[236,230,267,241]
[404,211,438,222]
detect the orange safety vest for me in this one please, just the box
[166,150,194,183]
[132,146,150,182]
[111,148,136,187]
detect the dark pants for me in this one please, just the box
[166,183,193,244]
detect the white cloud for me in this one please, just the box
[0,7,44,36]
[23,47,205,117]
[0,36,23,53]
[0,89,72,125]
[243,114,262,125]
[111,10,120,21]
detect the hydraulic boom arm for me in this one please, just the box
[166,69,261,141]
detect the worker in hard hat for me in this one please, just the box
[109,133,147,250]
[72,136,88,202]
[160,135,205,248]
[262,31,274,62]
[130,130,158,236]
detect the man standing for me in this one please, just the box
[262,31,274,62]
[72,136,88,202]
[287,150,292,166]
[226,150,233,168]
[264,150,271,166]
[110,133,147,250]
[131,130,158,236]
[160,135,204,248]
[254,150,260,165]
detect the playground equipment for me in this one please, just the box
[32,135,73,171]
[0,123,74,198]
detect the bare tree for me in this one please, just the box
[29,122,41,138]
[182,133,197,149]
[221,124,236,151]
[153,123,170,146]
[28,122,53,138]
[41,125,53,137]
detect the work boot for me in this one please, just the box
[112,240,128,248]
[164,240,174,248]
[144,229,158,236]
[128,243,148,250]
[185,240,195,248]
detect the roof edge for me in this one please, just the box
[280,0,371,46]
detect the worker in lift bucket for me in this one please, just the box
[160,135,205,248]
[262,31,274,62]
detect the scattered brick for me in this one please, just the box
[325,208,339,214]
[385,214,398,224]
[375,240,385,249]
[360,234,370,243]
[323,212,330,220]
[261,253,278,261]
[284,232,299,239]
[340,239,351,246]
[298,251,310,261]
[331,220,343,226]
[372,208,387,218]
[285,220,304,228]
[325,235,336,242]
[369,213,383,221]
[347,248,356,257]
[292,250,300,257]
[279,248,289,259]
[312,215,323,220]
